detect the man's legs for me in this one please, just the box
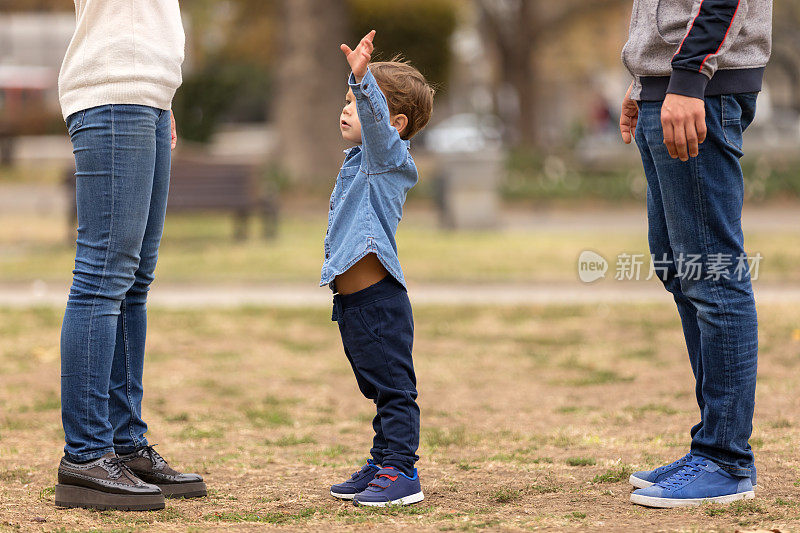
[635,94,758,477]
[637,125,705,430]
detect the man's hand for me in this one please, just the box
[661,93,707,161]
[170,111,177,151]
[341,30,375,83]
[620,82,638,144]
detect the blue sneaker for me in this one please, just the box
[630,456,755,508]
[630,453,757,489]
[330,459,380,500]
[353,467,424,507]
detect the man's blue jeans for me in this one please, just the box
[635,94,758,478]
[61,105,171,462]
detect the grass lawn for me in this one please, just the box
[1,210,799,284]
[1,303,800,531]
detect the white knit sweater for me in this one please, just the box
[58,0,185,120]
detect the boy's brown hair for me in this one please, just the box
[369,59,434,140]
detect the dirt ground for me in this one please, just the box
[1,302,799,532]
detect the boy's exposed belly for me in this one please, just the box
[335,253,390,295]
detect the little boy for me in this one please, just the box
[320,30,434,507]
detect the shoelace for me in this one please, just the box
[659,458,708,489]
[140,444,166,468]
[103,456,139,482]
[654,453,691,474]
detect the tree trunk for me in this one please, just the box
[479,0,630,150]
[479,0,539,148]
[511,0,538,147]
[272,0,349,185]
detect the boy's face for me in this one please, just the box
[340,88,362,144]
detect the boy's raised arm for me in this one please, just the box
[341,31,408,171]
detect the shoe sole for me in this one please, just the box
[354,491,424,507]
[629,475,654,489]
[628,474,757,491]
[630,490,754,508]
[158,481,207,499]
[55,484,165,511]
[331,490,356,500]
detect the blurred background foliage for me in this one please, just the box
[173,0,277,142]
[2,0,800,199]
[348,0,457,92]
[172,0,457,144]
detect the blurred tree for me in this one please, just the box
[270,0,350,186]
[270,0,457,186]
[4,0,458,182]
[478,0,629,149]
[348,0,457,91]
[173,0,277,142]
[770,1,800,112]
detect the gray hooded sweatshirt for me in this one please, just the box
[622,0,772,101]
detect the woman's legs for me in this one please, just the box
[109,110,172,454]
[61,105,166,462]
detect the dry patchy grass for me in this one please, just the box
[1,303,800,531]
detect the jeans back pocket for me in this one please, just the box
[722,94,758,154]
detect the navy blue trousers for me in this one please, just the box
[332,275,419,475]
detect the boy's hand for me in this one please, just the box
[341,30,375,83]
[619,82,638,144]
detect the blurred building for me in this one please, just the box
[0,13,73,116]
[0,12,73,153]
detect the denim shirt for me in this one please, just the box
[320,68,418,289]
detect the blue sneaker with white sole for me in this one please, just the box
[630,456,754,508]
[353,467,424,507]
[330,459,381,500]
[630,453,756,489]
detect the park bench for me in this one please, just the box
[64,159,279,240]
[0,123,15,166]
